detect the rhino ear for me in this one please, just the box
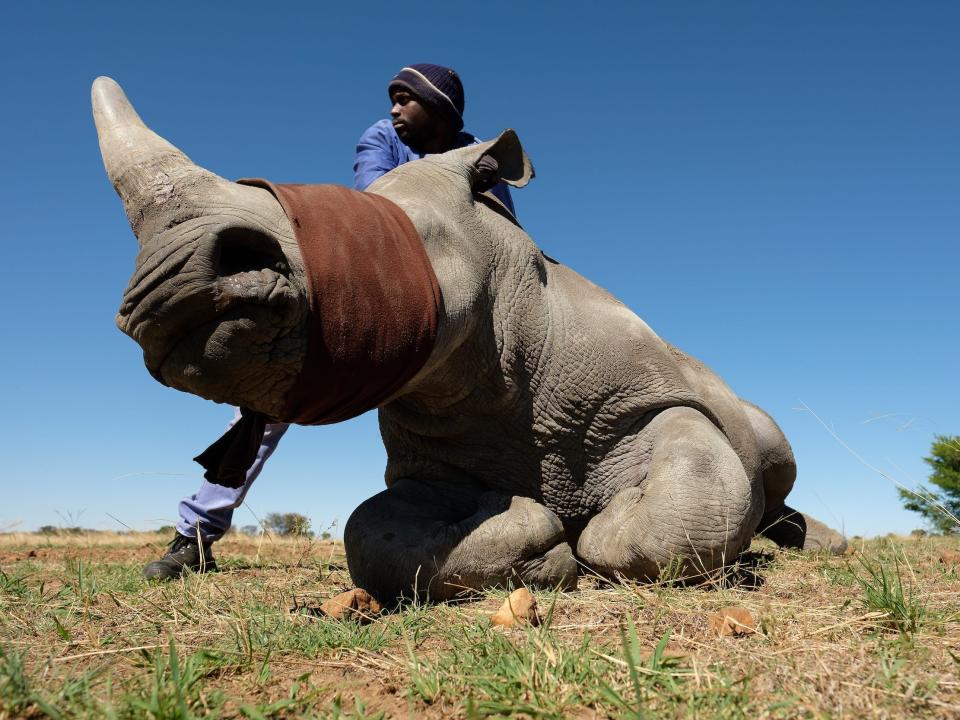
[468,129,535,189]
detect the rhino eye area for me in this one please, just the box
[216,228,290,277]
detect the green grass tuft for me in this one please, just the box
[852,549,925,636]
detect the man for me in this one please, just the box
[355,64,515,211]
[143,63,514,579]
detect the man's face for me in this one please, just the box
[390,89,440,153]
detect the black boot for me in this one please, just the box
[143,533,217,580]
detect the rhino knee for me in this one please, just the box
[578,407,762,580]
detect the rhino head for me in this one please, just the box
[93,77,533,422]
[93,77,310,417]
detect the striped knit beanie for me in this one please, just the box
[388,63,465,131]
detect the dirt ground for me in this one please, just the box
[1,530,958,719]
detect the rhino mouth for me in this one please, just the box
[117,225,303,384]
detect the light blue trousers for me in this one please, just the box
[177,409,290,542]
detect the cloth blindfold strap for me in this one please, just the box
[194,180,440,486]
[193,409,267,489]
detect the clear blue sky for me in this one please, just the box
[1,2,956,537]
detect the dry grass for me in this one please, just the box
[1,531,959,718]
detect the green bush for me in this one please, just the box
[898,435,960,534]
[262,512,314,537]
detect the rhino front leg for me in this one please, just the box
[577,406,763,581]
[344,477,577,603]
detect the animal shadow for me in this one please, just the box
[700,550,774,591]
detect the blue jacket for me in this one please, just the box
[353,119,516,216]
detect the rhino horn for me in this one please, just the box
[92,76,219,242]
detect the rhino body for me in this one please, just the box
[94,77,844,601]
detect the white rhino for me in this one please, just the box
[93,77,845,602]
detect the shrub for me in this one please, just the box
[262,513,314,537]
[898,435,960,534]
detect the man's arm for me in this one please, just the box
[354,120,400,191]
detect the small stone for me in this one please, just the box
[491,588,540,627]
[317,588,382,622]
[708,606,757,637]
[938,549,960,565]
